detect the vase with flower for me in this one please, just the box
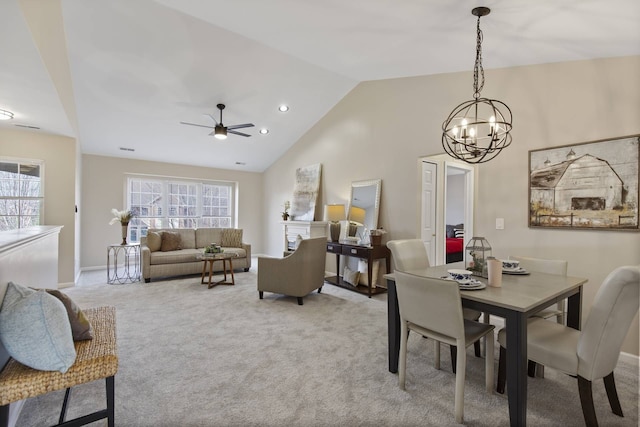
[281,201,291,221]
[109,209,135,245]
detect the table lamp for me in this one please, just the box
[324,204,345,242]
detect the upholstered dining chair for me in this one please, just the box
[509,255,568,323]
[387,239,483,372]
[257,237,326,305]
[496,265,640,427]
[395,271,495,424]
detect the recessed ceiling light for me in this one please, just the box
[235,161,246,165]
[0,109,14,120]
[259,128,269,134]
[278,105,289,112]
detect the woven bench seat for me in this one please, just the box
[0,306,118,427]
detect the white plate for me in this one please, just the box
[503,269,530,275]
[459,282,486,290]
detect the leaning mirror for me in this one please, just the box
[343,179,381,243]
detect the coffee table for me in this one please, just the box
[199,253,237,289]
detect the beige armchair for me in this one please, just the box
[258,237,327,305]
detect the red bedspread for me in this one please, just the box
[446,237,464,254]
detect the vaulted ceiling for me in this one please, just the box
[2,0,639,172]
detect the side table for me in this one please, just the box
[199,253,237,289]
[107,243,141,284]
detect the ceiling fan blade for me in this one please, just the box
[180,121,215,129]
[228,130,251,137]
[206,114,219,125]
[227,123,255,130]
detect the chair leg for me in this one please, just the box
[484,332,494,393]
[450,345,457,374]
[474,340,481,358]
[496,346,506,394]
[454,338,466,424]
[1,404,9,427]
[317,286,322,293]
[59,387,71,423]
[528,360,537,377]
[259,291,263,299]
[297,297,303,305]
[434,340,440,370]
[577,375,599,427]
[536,364,545,378]
[603,372,623,417]
[399,321,409,390]
[106,376,115,427]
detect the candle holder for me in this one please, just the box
[465,237,492,278]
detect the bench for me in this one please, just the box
[0,306,118,427]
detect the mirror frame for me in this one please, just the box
[348,178,382,232]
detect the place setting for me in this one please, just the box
[500,259,530,275]
[443,269,487,290]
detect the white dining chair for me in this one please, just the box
[496,265,640,427]
[387,239,483,371]
[395,271,495,424]
[509,255,568,323]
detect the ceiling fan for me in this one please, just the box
[180,103,254,140]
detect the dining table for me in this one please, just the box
[384,262,588,427]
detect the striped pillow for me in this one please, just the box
[454,228,464,238]
[221,229,243,248]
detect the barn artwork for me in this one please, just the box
[529,135,639,230]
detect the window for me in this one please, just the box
[0,159,44,231]
[126,176,235,242]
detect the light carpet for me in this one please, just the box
[15,268,639,426]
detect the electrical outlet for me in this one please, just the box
[496,218,505,230]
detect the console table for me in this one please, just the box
[325,242,391,298]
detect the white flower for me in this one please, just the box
[109,208,134,225]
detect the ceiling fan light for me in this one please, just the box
[214,127,227,139]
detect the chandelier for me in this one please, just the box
[442,7,512,164]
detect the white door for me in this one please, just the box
[421,161,437,264]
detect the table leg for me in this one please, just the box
[387,279,400,373]
[201,260,208,285]
[505,311,528,427]
[228,258,235,285]
[566,286,582,330]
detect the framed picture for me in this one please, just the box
[529,135,639,231]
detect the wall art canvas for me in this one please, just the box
[291,163,322,221]
[529,135,639,230]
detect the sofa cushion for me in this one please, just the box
[0,282,76,373]
[221,229,243,248]
[195,228,223,248]
[150,249,203,265]
[161,231,182,252]
[146,231,162,252]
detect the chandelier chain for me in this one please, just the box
[473,15,485,99]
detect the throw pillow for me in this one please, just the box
[295,234,304,250]
[357,259,379,286]
[146,231,162,252]
[221,229,243,248]
[45,289,94,341]
[343,266,360,286]
[454,228,464,238]
[446,225,455,238]
[0,282,76,373]
[161,231,182,252]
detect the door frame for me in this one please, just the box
[419,155,475,265]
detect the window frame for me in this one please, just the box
[125,175,236,242]
[0,157,45,231]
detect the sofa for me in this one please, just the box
[140,228,251,282]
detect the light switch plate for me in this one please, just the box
[496,218,505,230]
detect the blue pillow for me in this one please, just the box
[0,282,76,373]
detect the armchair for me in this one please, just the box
[258,237,327,305]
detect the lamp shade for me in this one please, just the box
[348,206,366,226]
[324,204,345,222]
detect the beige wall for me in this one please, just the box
[262,56,640,355]
[80,154,263,268]
[0,128,77,285]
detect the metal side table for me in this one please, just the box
[107,243,141,284]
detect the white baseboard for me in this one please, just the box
[58,281,75,289]
[619,351,639,365]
